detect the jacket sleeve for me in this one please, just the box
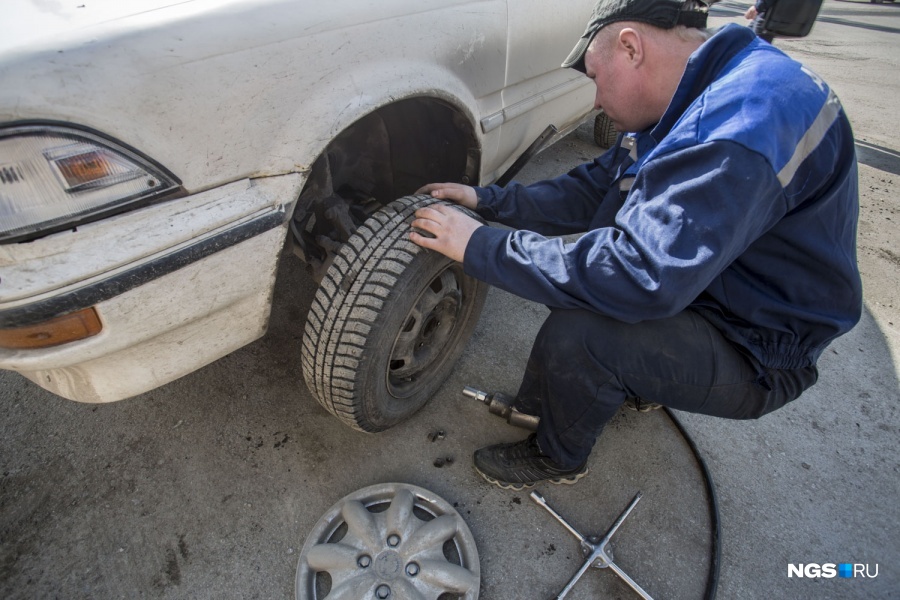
[472,145,624,235]
[463,140,786,322]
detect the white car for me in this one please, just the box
[0,0,594,431]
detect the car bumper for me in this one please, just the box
[0,173,304,402]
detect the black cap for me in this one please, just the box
[562,0,712,72]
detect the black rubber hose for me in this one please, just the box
[664,407,721,600]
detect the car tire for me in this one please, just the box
[593,110,618,149]
[302,195,489,432]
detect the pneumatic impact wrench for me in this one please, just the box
[462,386,540,431]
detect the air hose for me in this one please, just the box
[466,387,722,599]
[664,407,722,600]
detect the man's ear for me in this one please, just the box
[617,28,644,66]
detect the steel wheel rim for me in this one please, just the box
[386,265,469,398]
[296,483,480,600]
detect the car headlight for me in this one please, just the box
[0,124,180,242]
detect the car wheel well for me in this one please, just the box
[289,97,480,281]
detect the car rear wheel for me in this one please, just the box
[593,110,618,149]
[302,195,489,432]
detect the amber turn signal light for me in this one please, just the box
[0,307,102,350]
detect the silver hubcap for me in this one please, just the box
[297,483,480,599]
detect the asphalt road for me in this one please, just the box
[2,2,898,599]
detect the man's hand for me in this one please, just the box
[410,204,482,263]
[744,6,758,19]
[416,182,479,210]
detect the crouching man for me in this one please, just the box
[410,0,861,490]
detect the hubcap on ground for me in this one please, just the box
[296,483,480,600]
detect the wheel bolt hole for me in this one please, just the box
[376,584,391,598]
[406,562,420,577]
[387,534,401,547]
[358,554,372,568]
[401,316,416,333]
[421,315,438,338]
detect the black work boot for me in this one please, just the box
[473,434,588,491]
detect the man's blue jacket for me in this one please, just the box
[464,24,862,370]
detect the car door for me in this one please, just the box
[505,0,595,86]
[481,0,596,178]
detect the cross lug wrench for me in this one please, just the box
[530,490,655,600]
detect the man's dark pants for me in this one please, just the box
[513,308,819,469]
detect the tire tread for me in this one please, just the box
[302,195,463,431]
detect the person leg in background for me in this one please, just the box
[745,1,775,43]
[473,308,819,490]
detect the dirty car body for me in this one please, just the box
[0,0,594,430]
